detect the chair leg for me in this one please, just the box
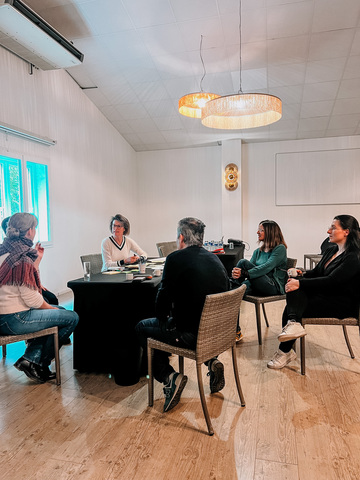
[53,329,61,386]
[2,345,6,357]
[254,303,262,345]
[342,326,355,359]
[261,303,270,328]
[300,335,306,375]
[147,344,154,407]
[178,356,184,374]
[196,363,214,436]
[231,345,245,406]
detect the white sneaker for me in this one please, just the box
[267,349,296,369]
[277,320,307,342]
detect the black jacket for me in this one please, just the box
[155,245,229,335]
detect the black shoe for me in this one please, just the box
[39,365,56,380]
[14,357,48,383]
[163,372,188,412]
[207,359,225,393]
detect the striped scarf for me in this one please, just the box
[0,236,41,292]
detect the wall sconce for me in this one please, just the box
[225,163,238,191]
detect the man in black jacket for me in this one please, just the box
[136,217,229,412]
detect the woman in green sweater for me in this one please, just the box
[231,220,288,296]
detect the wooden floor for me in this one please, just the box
[1,298,360,480]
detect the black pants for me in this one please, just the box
[280,289,356,353]
[42,288,59,306]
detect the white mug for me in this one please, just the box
[126,272,134,281]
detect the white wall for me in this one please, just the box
[137,136,360,268]
[2,46,360,294]
[136,145,223,256]
[0,48,137,294]
[242,136,360,266]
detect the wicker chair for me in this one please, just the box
[80,253,103,274]
[147,285,247,436]
[0,326,61,385]
[299,308,360,375]
[156,241,177,257]
[243,257,297,345]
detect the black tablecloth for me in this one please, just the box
[67,271,161,386]
[215,244,245,276]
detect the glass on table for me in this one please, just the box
[83,262,91,281]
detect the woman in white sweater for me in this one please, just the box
[101,214,147,271]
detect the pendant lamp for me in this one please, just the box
[178,35,220,119]
[201,1,282,130]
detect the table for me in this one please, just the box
[67,270,162,386]
[215,244,245,276]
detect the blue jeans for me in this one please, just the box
[136,317,197,384]
[0,307,79,367]
[234,259,279,296]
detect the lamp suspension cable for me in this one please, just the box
[178,35,220,119]
[201,0,282,130]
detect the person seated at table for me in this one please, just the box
[2,216,59,306]
[231,220,287,341]
[101,213,147,271]
[136,217,229,413]
[0,213,79,383]
[268,214,360,369]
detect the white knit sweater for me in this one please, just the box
[101,236,147,271]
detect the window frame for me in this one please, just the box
[0,149,52,246]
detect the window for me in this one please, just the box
[0,154,51,243]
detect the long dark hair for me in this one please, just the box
[259,220,287,251]
[334,214,360,257]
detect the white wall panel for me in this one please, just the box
[0,47,137,294]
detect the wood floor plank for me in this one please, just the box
[1,298,359,479]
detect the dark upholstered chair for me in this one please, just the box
[156,241,177,257]
[147,285,247,436]
[243,257,297,345]
[0,326,61,385]
[80,253,102,274]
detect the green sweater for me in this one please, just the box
[248,244,287,294]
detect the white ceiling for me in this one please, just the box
[24,0,360,151]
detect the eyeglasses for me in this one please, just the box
[113,224,124,229]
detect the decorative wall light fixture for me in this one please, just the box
[178,35,220,119]
[201,0,282,130]
[225,163,238,191]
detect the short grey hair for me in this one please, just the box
[177,217,206,246]
[7,213,37,239]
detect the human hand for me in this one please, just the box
[35,242,45,259]
[285,278,300,293]
[125,255,138,264]
[232,267,241,279]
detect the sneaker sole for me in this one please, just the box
[210,361,225,394]
[278,330,307,342]
[164,375,188,412]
